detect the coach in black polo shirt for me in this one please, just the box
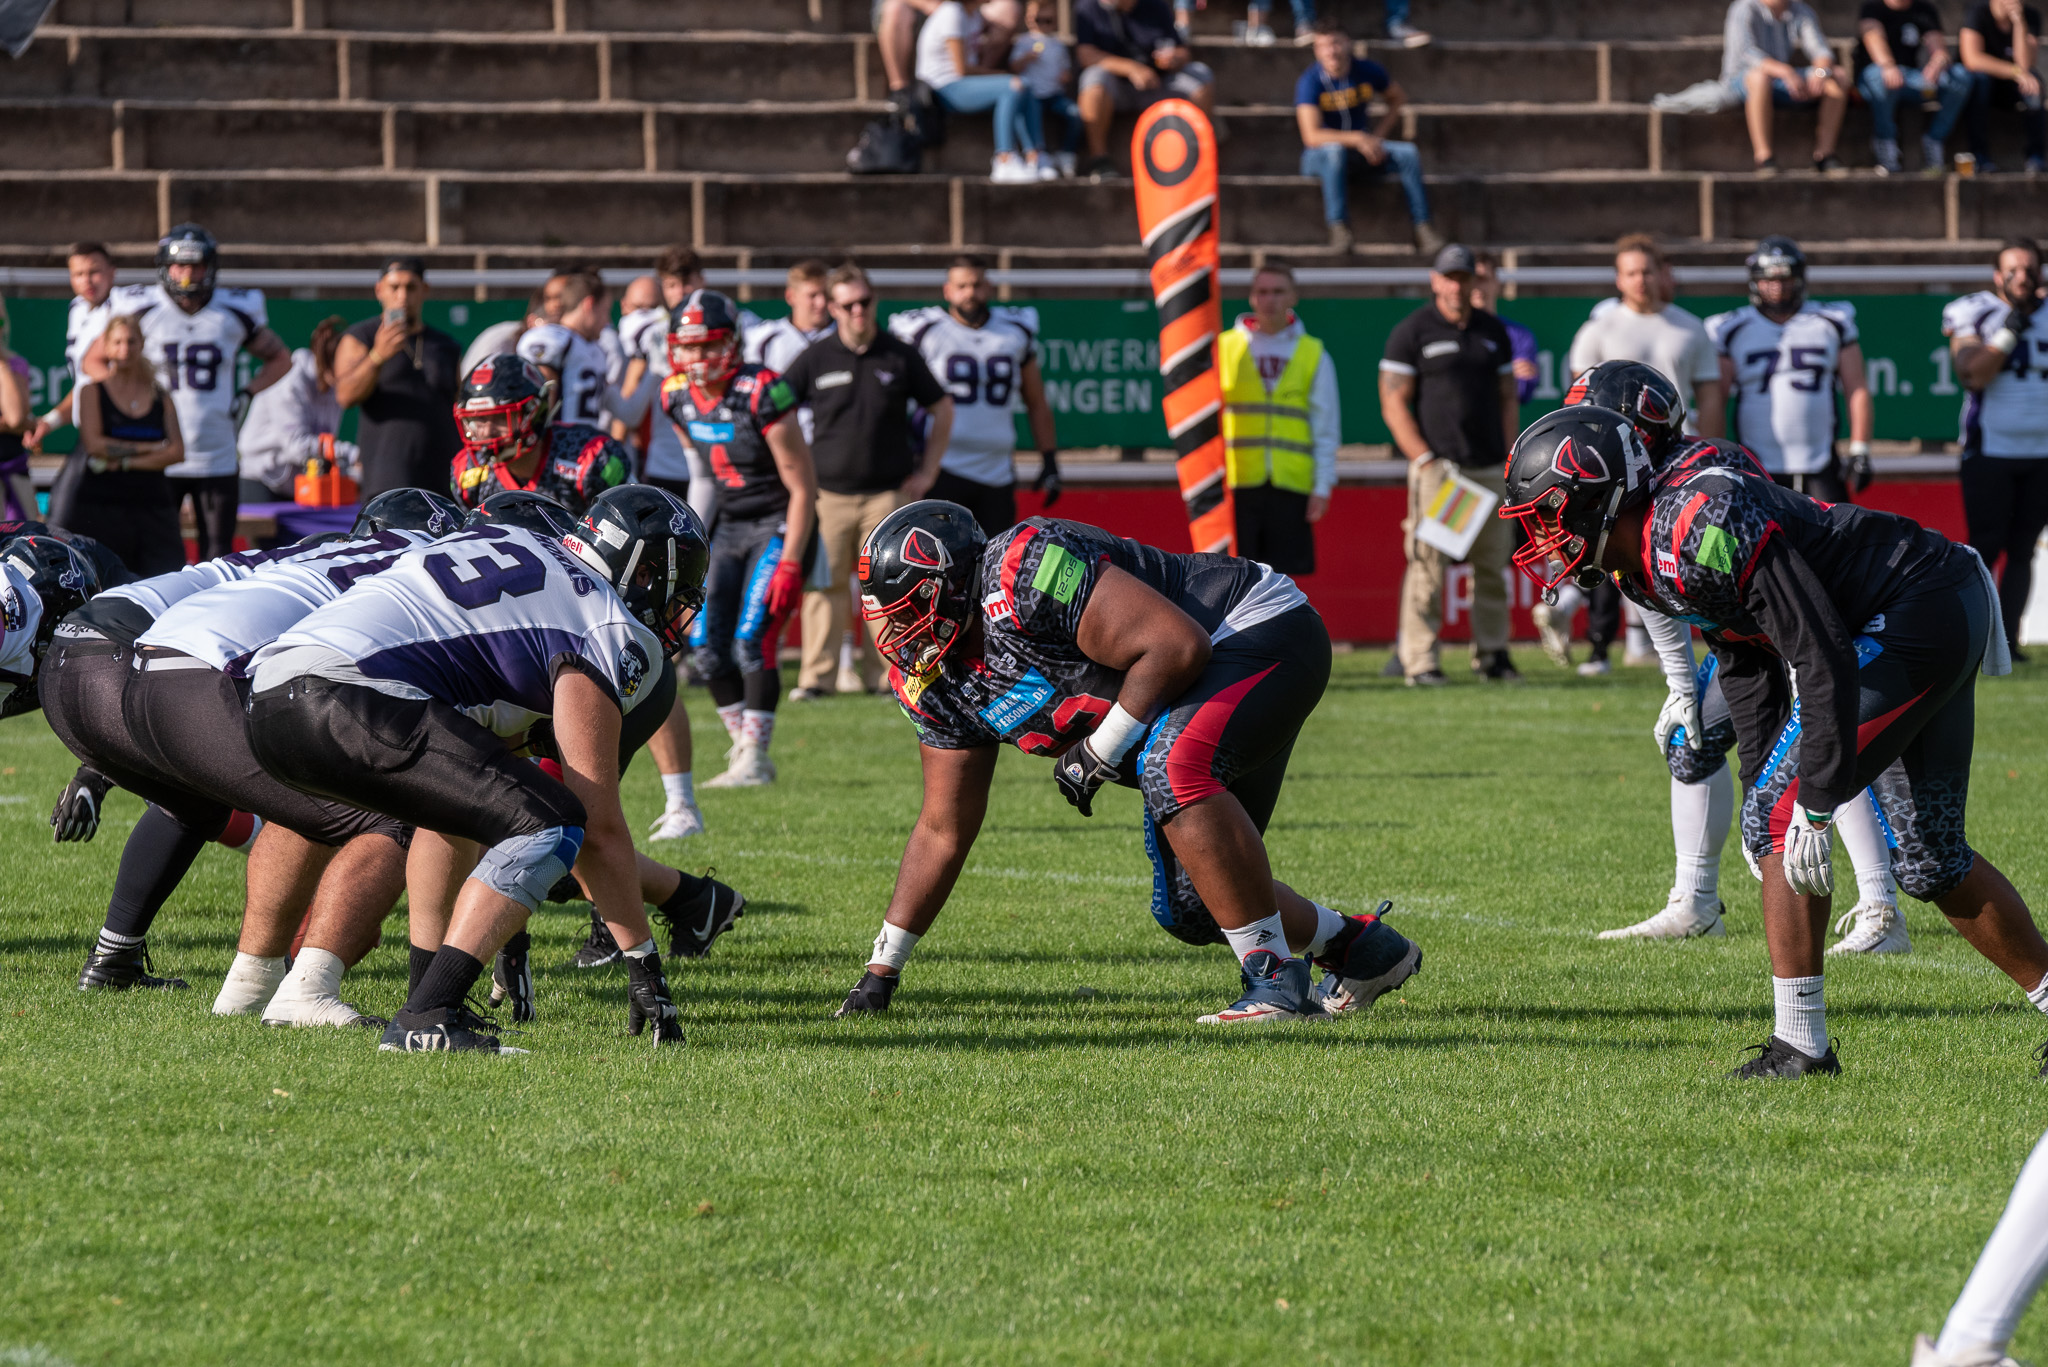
[781,263,954,696]
[1379,242,1521,685]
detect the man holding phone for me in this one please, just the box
[333,257,464,500]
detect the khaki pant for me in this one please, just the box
[1398,459,1510,676]
[799,487,906,692]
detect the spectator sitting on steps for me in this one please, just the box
[1294,19,1441,254]
[1721,0,1850,174]
[1856,0,1971,173]
[918,0,1053,181]
[1011,0,1081,177]
[1073,0,1216,180]
[1958,0,2046,173]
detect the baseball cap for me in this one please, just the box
[380,255,428,281]
[1432,243,1477,276]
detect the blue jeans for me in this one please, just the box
[1299,140,1429,225]
[1016,91,1081,154]
[1246,0,1314,26]
[1858,62,1971,142]
[936,75,1040,155]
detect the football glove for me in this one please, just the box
[1845,442,1875,494]
[833,969,898,1017]
[764,557,804,620]
[230,389,253,427]
[1653,686,1705,751]
[1053,737,1119,817]
[1034,450,1064,509]
[1781,802,1835,897]
[625,953,684,1045]
[51,767,112,843]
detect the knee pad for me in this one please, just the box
[474,825,584,911]
[1143,809,1224,947]
[692,642,737,682]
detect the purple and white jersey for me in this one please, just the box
[0,562,44,710]
[248,525,664,737]
[136,530,433,672]
[1943,290,2048,458]
[92,541,338,623]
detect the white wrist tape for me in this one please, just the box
[1847,440,1870,458]
[870,921,922,971]
[1088,703,1148,762]
[1991,328,2021,355]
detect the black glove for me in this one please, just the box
[626,952,685,1045]
[230,389,252,427]
[1846,449,1875,494]
[1053,737,1119,817]
[1034,450,1063,510]
[833,969,899,1018]
[51,766,112,843]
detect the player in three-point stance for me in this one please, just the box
[1500,405,2048,1078]
[834,501,1419,1024]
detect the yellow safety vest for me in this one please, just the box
[1218,326,1322,494]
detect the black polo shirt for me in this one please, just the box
[1380,303,1515,469]
[781,329,949,495]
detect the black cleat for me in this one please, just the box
[1729,1035,1840,1079]
[78,942,188,992]
[544,871,587,904]
[563,909,622,969]
[2033,1039,2048,1080]
[378,1002,525,1054]
[833,969,899,1018]
[489,931,535,1023]
[1311,903,1421,1014]
[626,953,685,1046]
[652,873,745,959]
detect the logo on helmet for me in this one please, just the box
[901,528,950,571]
[1551,437,1608,482]
[669,513,692,537]
[1564,376,1590,405]
[856,553,872,582]
[470,358,496,388]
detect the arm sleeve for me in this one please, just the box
[1741,540,1866,811]
[1723,3,1763,82]
[1642,608,1700,694]
[1508,321,1539,402]
[1715,639,1794,786]
[995,523,1102,641]
[752,372,799,430]
[1309,351,1340,497]
[1689,325,1722,386]
[1795,7,1833,62]
[606,367,653,427]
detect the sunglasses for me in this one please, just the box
[833,296,877,311]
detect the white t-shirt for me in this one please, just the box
[60,285,154,420]
[460,320,527,382]
[1567,300,1721,430]
[890,305,1037,487]
[117,285,269,478]
[916,0,981,89]
[1704,301,1858,475]
[1943,291,2048,459]
[517,322,613,429]
[237,348,357,492]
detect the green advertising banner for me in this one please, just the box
[5,292,1971,455]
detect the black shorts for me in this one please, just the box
[1134,602,1332,945]
[1740,566,1990,901]
[929,469,1018,539]
[1231,484,1317,576]
[247,676,585,848]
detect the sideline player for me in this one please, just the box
[1913,1128,2048,1367]
[517,267,636,434]
[662,290,818,789]
[1501,406,2048,1078]
[836,501,1420,1023]
[887,255,1062,536]
[1566,363,1906,953]
[28,242,153,519]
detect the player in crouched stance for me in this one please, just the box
[834,501,1419,1024]
[1501,407,2048,1078]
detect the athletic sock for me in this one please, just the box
[408,943,437,997]
[1772,974,1828,1057]
[212,952,289,1016]
[93,926,145,956]
[1835,793,1898,905]
[275,947,344,1002]
[658,869,711,911]
[105,806,212,939]
[1939,1128,2048,1360]
[407,947,485,1014]
[1223,912,1291,966]
[741,709,775,754]
[661,771,695,808]
[2026,973,2048,1018]
[716,702,745,744]
[1303,903,1347,959]
[1669,767,1733,904]
[869,921,921,973]
[622,937,657,959]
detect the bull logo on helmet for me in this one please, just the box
[469,357,495,388]
[1551,437,1608,482]
[901,528,950,571]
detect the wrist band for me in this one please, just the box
[1848,440,1870,458]
[1991,328,2021,355]
[870,921,921,971]
[1415,448,1435,463]
[1089,702,1148,763]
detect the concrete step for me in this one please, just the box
[1177,0,1858,41]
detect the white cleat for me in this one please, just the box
[1828,899,1912,955]
[1529,600,1574,668]
[1911,1332,2029,1367]
[261,991,385,1029]
[1597,897,1727,940]
[702,742,774,788]
[211,952,289,1016]
[647,801,706,841]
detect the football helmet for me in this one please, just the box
[464,489,579,540]
[294,530,355,550]
[350,488,463,538]
[0,534,99,652]
[156,223,219,305]
[1499,407,1654,601]
[857,500,988,674]
[1746,235,1807,313]
[1564,360,1688,463]
[566,485,710,653]
[454,353,553,466]
[666,289,743,387]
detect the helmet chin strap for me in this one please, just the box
[1580,482,1628,587]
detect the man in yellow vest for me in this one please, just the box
[1218,263,1340,574]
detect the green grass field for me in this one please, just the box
[5,651,2048,1365]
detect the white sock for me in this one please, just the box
[716,702,744,743]
[275,946,344,1001]
[1303,903,1347,958]
[870,921,921,972]
[623,938,657,959]
[1670,766,1733,903]
[1938,1128,2048,1360]
[661,771,695,808]
[1772,974,1827,1057]
[212,952,288,1016]
[1222,912,1290,966]
[741,709,775,753]
[94,925,145,955]
[2027,973,2048,1017]
[839,631,856,672]
[1835,792,1897,906]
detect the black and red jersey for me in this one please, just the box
[450,421,632,519]
[660,364,797,522]
[1655,434,1769,481]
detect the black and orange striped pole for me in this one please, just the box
[1132,100,1232,555]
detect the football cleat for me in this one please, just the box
[261,992,386,1029]
[51,767,112,842]
[564,909,622,969]
[545,871,587,904]
[626,953,686,1046]
[1828,900,1912,956]
[834,969,899,1017]
[78,942,188,992]
[488,931,535,1023]
[647,801,706,841]
[1910,1332,2027,1367]
[1198,950,1331,1025]
[1598,896,1727,941]
[652,875,745,959]
[1311,907,1421,1014]
[212,952,288,1015]
[379,1003,526,1054]
[1728,1035,1840,1079]
[703,741,773,788]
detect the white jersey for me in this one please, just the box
[1705,301,1857,475]
[249,525,665,738]
[0,562,44,712]
[137,530,433,671]
[61,285,155,420]
[1568,299,1721,431]
[116,285,268,478]
[517,323,613,429]
[889,305,1037,486]
[1943,291,2048,459]
[93,541,323,622]
[619,306,692,482]
[460,319,527,383]
[744,316,830,445]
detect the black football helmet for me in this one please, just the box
[294,530,356,550]
[1564,360,1688,463]
[1499,407,1655,601]
[156,223,218,306]
[566,485,710,653]
[857,500,988,674]
[1746,235,1807,313]
[351,487,463,538]
[1,534,99,652]
[667,289,743,387]
[454,353,553,465]
[465,489,579,540]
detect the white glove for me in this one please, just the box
[1781,802,1835,897]
[1654,687,1704,750]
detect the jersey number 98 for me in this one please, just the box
[943,354,1014,407]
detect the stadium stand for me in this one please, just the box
[1,0,2038,285]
